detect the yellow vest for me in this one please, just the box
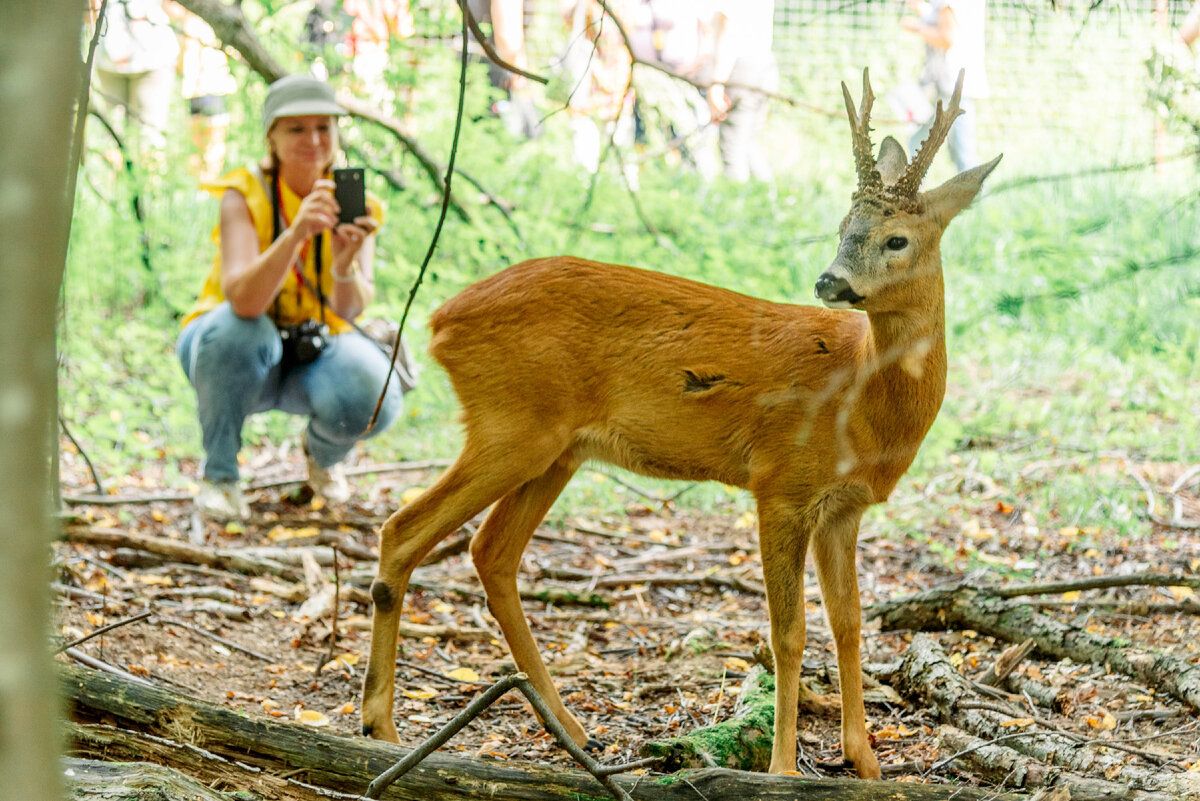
[182,166,384,333]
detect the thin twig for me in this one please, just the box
[63,647,154,686]
[367,3,470,433]
[314,545,342,678]
[993,571,1200,599]
[56,609,152,653]
[460,1,548,85]
[159,617,274,662]
[59,413,104,494]
[365,672,639,801]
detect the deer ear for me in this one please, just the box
[924,154,1003,226]
[876,136,908,185]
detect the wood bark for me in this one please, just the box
[62,662,1025,800]
[893,635,1200,798]
[61,525,302,579]
[869,585,1200,711]
[934,726,1172,801]
[64,757,237,801]
[0,2,87,800]
[66,723,329,801]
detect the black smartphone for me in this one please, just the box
[333,167,367,225]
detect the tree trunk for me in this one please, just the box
[62,662,1025,801]
[0,2,87,800]
[869,586,1200,711]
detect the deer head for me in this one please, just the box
[815,69,1001,314]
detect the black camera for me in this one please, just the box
[278,319,329,367]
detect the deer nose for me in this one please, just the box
[814,273,865,305]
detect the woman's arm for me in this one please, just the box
[327,217,378,322]
[902,5,958,51]
[219,181,340,319]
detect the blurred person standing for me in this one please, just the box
[170,5,237,181]
[560,0,639,187]
[628,0,719,178]
[91,0,180,155]
[468,0,542,139]
[343,0,414,103]
[706,0,778,183]
[901,0,988,171]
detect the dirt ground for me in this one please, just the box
[54,447,1200,793]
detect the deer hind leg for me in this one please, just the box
[810,507,880,780]
[756,500,813,774]
[361,434,567,743]
[469,455,592,747]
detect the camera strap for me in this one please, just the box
[251,165,418,393]
[262,166,326,328]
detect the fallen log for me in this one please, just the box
[893,635,1200,798]
[65,723,330,801]
[934,726,1171,801]
[63,757,231,801]
[61,526,299,579]
[61,661,1024,800]
[869,585,1200,711]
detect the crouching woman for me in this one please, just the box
[178,74,403,519]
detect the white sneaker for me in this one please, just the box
[195,480,249,521]
[305,449,352,504]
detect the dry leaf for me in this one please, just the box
[1086,711,1117,731]
[999,718,1035,728]
[404,688,437,699]
[296,709,330,727]
[400,486,426,505]
[445,667,481,682]
[724,657,750,671]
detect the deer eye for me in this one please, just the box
[885,236,908,251]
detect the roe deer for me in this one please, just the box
[362,69,1000,778]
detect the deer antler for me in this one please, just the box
[841,68,883,198]
[893,70,966,198]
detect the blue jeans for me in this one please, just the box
[909,95,977,174]
[177,302,403,482]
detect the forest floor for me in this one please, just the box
[53,445,1200,796]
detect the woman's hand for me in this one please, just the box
[331,215,379,268]
[291,178,340,239]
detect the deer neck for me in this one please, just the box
[848,273,948,493]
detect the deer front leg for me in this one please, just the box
[362,450,539,742]
[470,458,595,748]
[811,506,880,780]
[756,502,813,774]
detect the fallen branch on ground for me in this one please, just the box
[934,725,1173,801]
[61,662,1028,801]
[893,635,1198,797]
[869,584,1200,711]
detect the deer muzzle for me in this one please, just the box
[814,272,865,308]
